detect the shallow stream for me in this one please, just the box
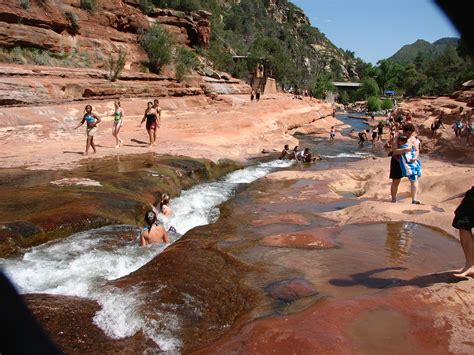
[0,113,462,352]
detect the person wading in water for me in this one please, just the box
[140,210,170,246]
[75,104,101,155]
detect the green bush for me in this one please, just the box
[142,25,173,74]
[19,0,29,9]
[152,0,199,12]
[358,77,380,99]
[108,48,127,81]
[80,0,96,11]
[311,74,335,99]
[65,12,80,34]
[175,47,199,81]
[339,90,350,105]
[140,0,153,14]
[381,98,393,110]
[367,96,381,112]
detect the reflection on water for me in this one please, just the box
[385,222,415,263]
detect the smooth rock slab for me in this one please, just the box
[260,226,339,249]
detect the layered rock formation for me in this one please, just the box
[0,0,211,70]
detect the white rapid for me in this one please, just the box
[0,159,293,351]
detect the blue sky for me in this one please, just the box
[291,0,459,64]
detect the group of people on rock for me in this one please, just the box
[279,144,321,162]
[75,99,162,155]
[431,107,473,146]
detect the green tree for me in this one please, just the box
[142,25,173,74]
[367,96,381,112]
[358,77,379,99]
[381,98,393,110]
[175,47,199,81]
[311,73,335,99]
[400,64,427,97]
[338,90,350,105]
[375,59,396,94]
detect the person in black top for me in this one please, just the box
[452,186,474,278]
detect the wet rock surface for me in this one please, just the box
[0,154,239,257]
[24,294,157,354]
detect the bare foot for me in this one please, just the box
[454,266,474,278]
[119,139,123,146]
[436,266,467,275]
[83,152,88,156]
[115,145,119,148]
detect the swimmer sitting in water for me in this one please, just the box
[279,144,291,160]
[299,148,321,162]
[140,210,170,246]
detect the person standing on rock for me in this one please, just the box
[465,111,473,146]
[140,101,158,147]
[397,135,422,204]
[75,104,101,155]
[112,100,124,148]
[140,210,170,246]
[451,186,474,278]
[389,123,420,203]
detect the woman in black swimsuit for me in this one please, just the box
[140,101,158,147]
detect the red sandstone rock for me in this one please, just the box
[260,226,339,249]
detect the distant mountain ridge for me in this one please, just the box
[388,37,459,64]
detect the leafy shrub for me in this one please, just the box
[311,74,335,99]
[142,25,173,74]
[80,0,96,11]
[381,98,393,110]
[108,48,127,82]
[65,12,80,35]
[19,0,29,9]
[339,90,350,105]
[175,47,199,81]
[153,0,200,12]
[358,77,380,99]
[367,96,381,112]
[140,0,153,14]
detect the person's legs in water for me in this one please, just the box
[454,229,474,278]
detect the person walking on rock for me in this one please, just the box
[112,100,124,148]
[75,104,101,155]
[140,101,159,147]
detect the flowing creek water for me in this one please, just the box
[0,113,463,352]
